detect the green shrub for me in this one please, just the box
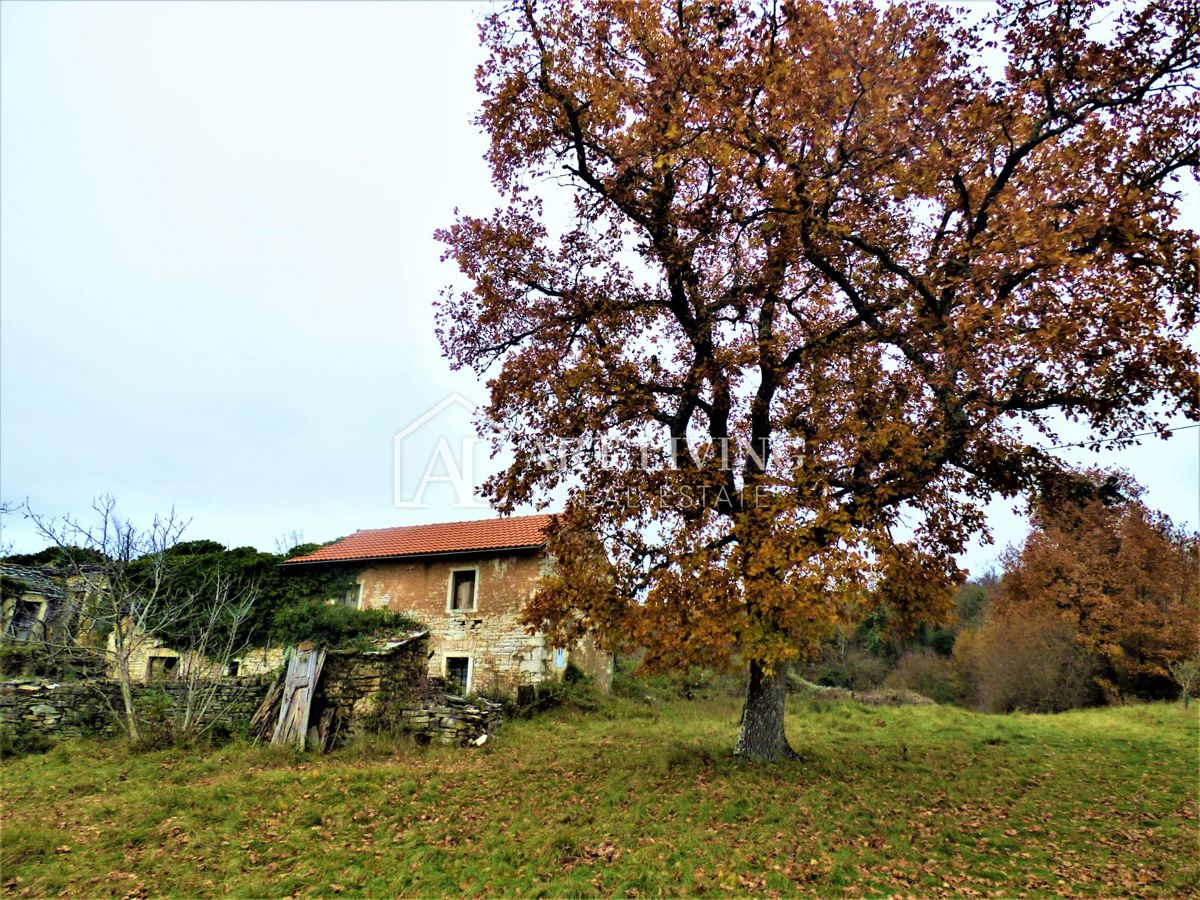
[515,676,604,716]
[0,724,54,758]
[803,646,891,691]
[0,643,88,680]
[133,688,176,750]
[562,661,590,684]
[269,600,421,650]
[612,659,742,702]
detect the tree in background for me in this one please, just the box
[995,470,1199,701]
[1167,657,1200,707]
[438,0,1199,759]
[131,539,414,654]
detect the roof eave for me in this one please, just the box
[280,541,547,569]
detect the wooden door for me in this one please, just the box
[272,646,326,749]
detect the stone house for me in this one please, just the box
[1,563,281,683]
[1,565,67,643]
[282,514,612,696]
[0,564,91,647]
[121,639,284,683]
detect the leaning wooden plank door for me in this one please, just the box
[272,647,326,749]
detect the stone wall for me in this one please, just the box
[3,636,514,750]
[306,637,501,747]
[0,676,273,743]
[397,679,503,745]
[1,680,114,740]
[309,638,429,744]
[121,639,287,683]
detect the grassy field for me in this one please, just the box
[2,695,1196,898]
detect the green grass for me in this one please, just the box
[2,697,1196,897]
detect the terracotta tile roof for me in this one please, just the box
[282,513,555,565]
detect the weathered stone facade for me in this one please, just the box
[0,676,273,743]
[0,564,86,645]
[355,551,612,696]
[121,640,285,683]
[311,640,502,746]
[309,638,429,743]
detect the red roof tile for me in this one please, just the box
[282,514,555,565]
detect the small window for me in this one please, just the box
[341,583,361,609]
[445,656,470,693]
[449,570,476,611]
[227,661,240,677]
[8,600,44,641]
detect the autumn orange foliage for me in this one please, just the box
[437,0,1199,759]
[995,470,1200,701]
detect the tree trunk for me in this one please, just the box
[735,659,796,762]
[117,664,141,745]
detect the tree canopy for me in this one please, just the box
[129,540,360,651]
[997,469,1200,700]
[438,0,1199,759]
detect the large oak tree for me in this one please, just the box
[437,0,1199,760]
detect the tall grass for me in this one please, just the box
[2,697,1196,897]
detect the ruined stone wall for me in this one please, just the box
[396,685,503,745]
[122,639,286,682]
[569,633,615,692]
[0,680,115,740]
[357,552,612,694]
[301,637,502,747]
[311,640,428,742]
[0,676,273,742]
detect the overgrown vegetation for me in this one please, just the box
[129,539,362,650]
[0,643,96,681]
[2,697,1195,897]
[798,470,1199,715]
[268,601,421,651]
[507,662,605,716]
[0,722,54,758]
[3,524,403,658]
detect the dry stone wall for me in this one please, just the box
[4,639,504,749]
[309,637,502,747]
[397,679,503,745]
[0,676,273,742]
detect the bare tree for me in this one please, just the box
[274,529,307,557]
[173,569,256,742]
[23,496,189,743]
[0,499,21,558]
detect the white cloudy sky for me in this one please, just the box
[1,1,1196,575]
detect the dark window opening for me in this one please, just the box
[450,570,476,611]
[227,661,240,677]
[8,600,44,641]
[446,656,469,693]
[147,655,179,681]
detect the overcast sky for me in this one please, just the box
[1,1,1197,575]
